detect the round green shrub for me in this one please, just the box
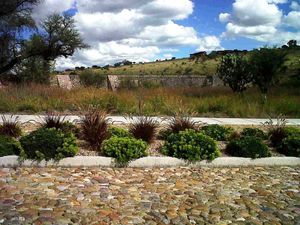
[0,135,23,157]
[241,128,267,140]
[60,121,81,138]
[269,126,300,147]
[201,124,233,141]
[277,136,300,157]
[226,136,271,159]
[108,127,132,138]
[20,128,78,161]
[102,137,147,164]
[162,129,220,161]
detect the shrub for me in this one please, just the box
[0,116,22,138]
[0,135,23,157]
[241,128,267,140]
[277,136,300,157]
[162,129,220,161]
[42,114,80,137]
[20,128,78,161]
[102,137,147,165]
[201,124,233,141]
[79,70,106,87]
[216,54,253,93]
[108,127,132,138]
[129,117,158,143]
[80,110,110,151]
[269,126,300,147]
[226,136,271,159]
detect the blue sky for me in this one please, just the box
[31,0,300,69]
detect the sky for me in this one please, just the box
[30,0,300,70]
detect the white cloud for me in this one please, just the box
[32,0,74,22]
[284,11,300,29]
[291,1,300,11]
[196,36,224,52]
[219,0,299,45]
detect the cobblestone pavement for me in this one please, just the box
[0,167,299,225]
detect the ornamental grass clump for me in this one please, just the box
[226,136,271,159]
[0,116,22,138]
[20,128,78,161]
[80,110,110,151]
[162,129,220,162]
[129,117,158,143]
[0,135,23,157]
[201,124,233,141]
[102,136,147,165]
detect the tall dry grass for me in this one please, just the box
[0,83,299,118]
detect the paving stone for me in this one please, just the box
[0,166,299,224]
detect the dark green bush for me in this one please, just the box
[241,128,267,140]
[108,127,132,138]
[102,137,147,165]
[162,129,220,161]
[20,128,78,161]
[226,136,271,159]
[269,126,300,147]
[201,124,233,141]
[277,136,300,157]
[0,135,23,157]
[79,70,106,87]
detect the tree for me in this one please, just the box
[250,47,286,100]
[287,40,297,48]
[216,54,253,93]
[1,10,88,78]
[0,0,39,75]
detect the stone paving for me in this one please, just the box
[0,167,299,225]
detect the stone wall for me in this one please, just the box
[53,74,223,90]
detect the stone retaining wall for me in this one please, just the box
[53,74,223,90]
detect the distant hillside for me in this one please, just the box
[65,48,300,78]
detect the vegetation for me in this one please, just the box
[102,137,147,165]
[0,135,23,157]
[79,70,107,87]
[20,128,78,161]
[79,110,110,151]
[201,124,233,141]
[162,129,220,161]
[0,116,22,138]
[277,136,300,157]
[226,136,271,159]
[240,128,267,140]
[217,54,253,93]
[129,117,159,143]
[109,127,132,138]
[0,85,299,117]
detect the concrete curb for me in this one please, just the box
[0,156,299,168]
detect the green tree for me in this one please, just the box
[216,54,253,93]
[250,48,286,101]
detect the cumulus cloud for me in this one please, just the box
[219,0,300,44]
[196,36,224,52]
[290,1,300,10]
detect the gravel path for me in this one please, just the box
[0,167,299,225]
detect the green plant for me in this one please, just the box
[226,136,271,158]
[0,135,23,157]
[216,54,253,93]
[20,128,78,161]
[0,116,22,138]
[80,110,110,151]
[240,128,267,140]
[129,117,158,143]
[277,135,300,157]
[269,126,300,147]
[108,126,132,138]
[201,124,233,141]
[162,129,220,161]
[79,70,106,87]
[102,137,147,165]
